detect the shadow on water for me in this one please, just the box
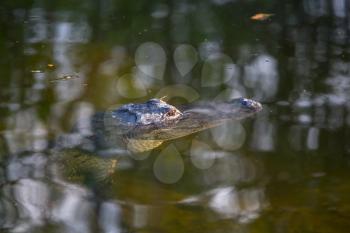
[0,0,350,232]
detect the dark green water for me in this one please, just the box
[1,1,350,233]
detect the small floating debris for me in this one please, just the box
[251,13,274,21]
[50,73,80,82]
[31,70,44,73]
[47,63,55,69]
[311,172,326,178]
[159,95,168,101]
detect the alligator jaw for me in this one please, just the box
[125,138,164,153]
[130,98,263,142]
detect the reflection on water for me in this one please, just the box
[1,0,350,233]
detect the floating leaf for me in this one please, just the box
[251,13,274,21]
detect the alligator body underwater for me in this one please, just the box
[49,97,262,183]
[91,98,262,153]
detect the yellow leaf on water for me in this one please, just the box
[251,13,274,21]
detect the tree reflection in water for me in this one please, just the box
[0,0,350,233]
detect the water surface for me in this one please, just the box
[0,1,350,233]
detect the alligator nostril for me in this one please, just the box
[240,98,249,106]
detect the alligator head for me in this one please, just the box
[100,98,262,153]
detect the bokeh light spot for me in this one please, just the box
[153,144,184,184]
[210,121,246,150]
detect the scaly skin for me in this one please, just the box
[92,98,262,153]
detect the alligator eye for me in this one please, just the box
[166,109,175,116]
[166,108,180,117]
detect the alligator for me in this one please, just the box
[91,97,262,153]
[1,97,262,186]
